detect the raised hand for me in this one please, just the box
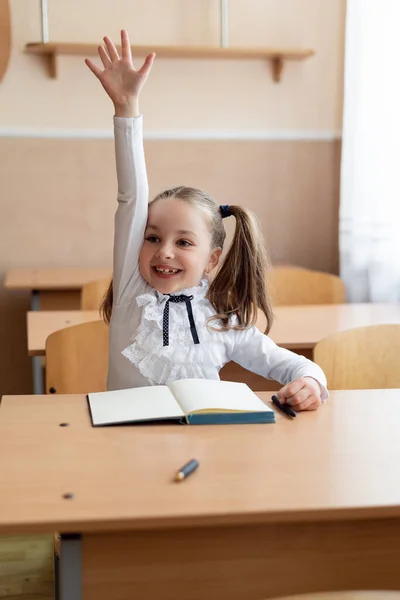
[85,29,155,116]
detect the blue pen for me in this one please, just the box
[271,395,297,418]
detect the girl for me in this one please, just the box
[85,30,327,411]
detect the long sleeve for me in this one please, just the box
[227,326,328,400]
[112,116,149,305]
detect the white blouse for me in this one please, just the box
[107,116,328,398]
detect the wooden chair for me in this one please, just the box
[45,320,109,394]
[272,593,400,600]
[314,324,400,390]
[268,267,346,306]
[81,276,111,311]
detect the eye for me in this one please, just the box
[177,239,192,247]
[146,234,160,243]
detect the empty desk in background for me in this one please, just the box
[1,390,400,600]
[6,267,110,394]
[5,267,112,310]
[5,266,294,311]
[27,311,100,356]
[28,302,400,358]
[270,301,400,350]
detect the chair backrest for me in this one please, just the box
[46,320,109,394]
[272,592,400,600]
[268,267,346,306]
[81,277,111,311]
[314,324,400,390]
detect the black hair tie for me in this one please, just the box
[219,204,231,219]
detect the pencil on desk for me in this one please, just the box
[175,459,199,482]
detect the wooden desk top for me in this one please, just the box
[270,303,400,349]
[5,267,111,291]
[1,390,400,534]
[27,310,100,355]
[27,303,400,356]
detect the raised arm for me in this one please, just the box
[85,30,155,303]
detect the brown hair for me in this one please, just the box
[101,186,273,333]
[100,279,113,325]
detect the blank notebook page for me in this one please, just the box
[88,386,184,426]
[169,379,272,415]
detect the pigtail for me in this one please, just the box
[100,279,113,325]
[208,205,273,334]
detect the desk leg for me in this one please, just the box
[32,357,44,394]
[31,290,44,394]
[59,534,82,600]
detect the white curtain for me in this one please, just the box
[340,0,400,302]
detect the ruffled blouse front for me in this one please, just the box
[122,279,227,385]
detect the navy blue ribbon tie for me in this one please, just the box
[163,294,200,347]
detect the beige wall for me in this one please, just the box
[0,0,346,395]
[2,0,345,131]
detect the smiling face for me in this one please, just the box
[139,197,222,294]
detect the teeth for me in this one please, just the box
[155,267,179,274]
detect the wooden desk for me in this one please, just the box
[27,310,100,356]
[5,267,111,310]
[270,303,400,349]
[1,390,400,599]
[6,267,110,394]
[27,303,400,357]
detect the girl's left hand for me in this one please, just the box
[276,377,322,411]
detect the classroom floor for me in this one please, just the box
[0,535,54,600]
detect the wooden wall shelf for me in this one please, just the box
[25,43,315,82]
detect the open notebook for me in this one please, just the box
[87,379,275,426]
